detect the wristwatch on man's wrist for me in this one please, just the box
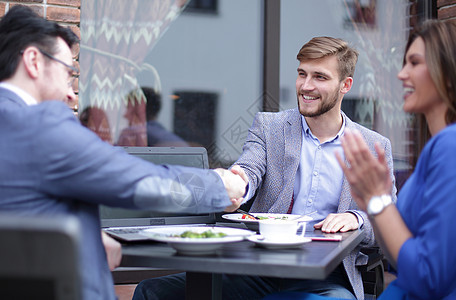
[367,194,392,216]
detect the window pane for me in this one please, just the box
[79,0,262,168]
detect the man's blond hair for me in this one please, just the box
[297,36,358,80]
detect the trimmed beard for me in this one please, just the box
[297,93,338,117]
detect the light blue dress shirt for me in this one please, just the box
[292,115,362,227]
[291,116,345,222]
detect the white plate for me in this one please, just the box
[221,213,313,223]
[141,226,255,255]
[247,235,311,249]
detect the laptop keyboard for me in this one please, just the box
[105,226,153,234]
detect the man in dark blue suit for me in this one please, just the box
[0,6,246,300]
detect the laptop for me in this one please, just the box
[102,146,216,242]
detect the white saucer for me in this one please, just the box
[246,235,311,249]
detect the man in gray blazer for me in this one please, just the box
[132,37,397,300]
[0,6,246,300]
[230,37,397,299]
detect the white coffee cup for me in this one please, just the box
[259,219,306,241]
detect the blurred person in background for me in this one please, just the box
[143,86,189,147]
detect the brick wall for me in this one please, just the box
[438,0,456,19]
[0,1,80,36]
[405,0,456,23]
[409,1,420,28]
[0,0,81,110]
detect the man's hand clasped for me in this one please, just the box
[214,165,248,212]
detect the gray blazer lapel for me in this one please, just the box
[338,113,354,212]
[283,111,302,185]
[338,177,352,212]
[270,110,302,213]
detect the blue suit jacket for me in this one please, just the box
[235,108,397,300]
[0,87,231,299]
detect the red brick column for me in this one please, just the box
[438,0,456,19]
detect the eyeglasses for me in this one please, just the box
[20,48,78,88]
[38,48,78,88]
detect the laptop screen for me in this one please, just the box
[121,146,209,168]
[100,147,215,227]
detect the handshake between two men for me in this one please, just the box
[214,165,248,212]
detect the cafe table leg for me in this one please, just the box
[186,272,222,300]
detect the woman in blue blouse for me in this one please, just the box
[266,19,456,300]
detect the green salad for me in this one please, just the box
[174,230,227,238]
[256,215,289,220]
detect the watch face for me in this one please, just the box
[368,197,383,215]
[368,195,392,216]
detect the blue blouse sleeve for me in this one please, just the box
[396,129,456,299]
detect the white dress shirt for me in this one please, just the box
[0,82,37,105]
